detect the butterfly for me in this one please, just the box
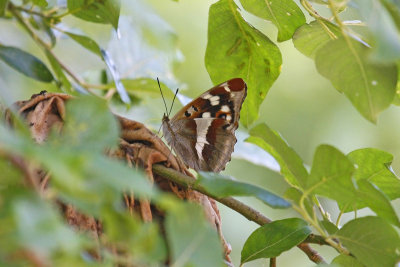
[161,78,247,172]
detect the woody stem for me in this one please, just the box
[152,164,327,264]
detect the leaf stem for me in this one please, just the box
[270,257,276,267]
[336,206,346,226]
[300,0,324,21]
[13,5,50,17]
[51,6,83,20]
[8,3,111,93]
[315,197,332,222]
[300,0,337,39]
[296,183,350,255]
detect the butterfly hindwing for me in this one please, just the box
[198,118,238,172]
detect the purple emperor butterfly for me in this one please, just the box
[162,78,247,172]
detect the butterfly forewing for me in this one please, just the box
[162,78,247,172]
[172,78,246,126]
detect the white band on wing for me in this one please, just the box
[194,118,213,160]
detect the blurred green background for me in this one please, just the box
[1,0,400,266]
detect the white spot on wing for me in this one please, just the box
[224,85,231,92]
[187,106,196,114]
[209,95,219,106]
[226,115,232,121]
[202,112,211,118]
[202,94,212,99]
[221,105,230,112]
[195,119,212,160]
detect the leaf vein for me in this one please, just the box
[243,227,307,262]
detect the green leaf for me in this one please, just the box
[0,114,154,216]
[43,151,155,216]
[0,45,54,82]
[240,0,306,42]
[58,96,119,152]
[45,50,73,92]
[1,189,87,265]
[339,152,400,226]
[331,255,364,267]
[294,20,397,121]
[394,61,400,105]
[0,124,160,266]
[67,0,120,29]
[0,156,23,188]
[0,189,23,255]
[293,20,341,59]
[380,0,400,29]
[284,187,314,216]
[354,180,400,227]
[165,203,224,267]
[306,145,355,202]
[246,123,308,188]
[315,37,397,122]
[320,218,338,235]
[102,209,166,263]
[13,196,81,255]
[347,148,400,200]
[0,0,9,16]
[240,218,311,264]
[338,168,400,226]
[205,0,282,127]
[32,0,48,7]
[329,0,349,13]
[64,31,102,57]
[197,172,290,209]
[335,216,400,267]
[352,0,400,62]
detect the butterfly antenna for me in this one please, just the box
[157,123,163,135]
[168,88,179,117]
[157,77,169,115]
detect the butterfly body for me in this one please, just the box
[162,78,247,172]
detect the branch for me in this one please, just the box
[152,164,327,264]
[300,0,338,40]
[13,6,50,17]
[8,3,110,93]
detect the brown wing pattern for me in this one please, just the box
[162,78,247,172]
[200,118,238,172]
[172,78,247,127]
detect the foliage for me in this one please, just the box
[1,0,400,266]
[197,172,291,208]
[240,218,311,264]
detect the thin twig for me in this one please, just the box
[8,3,110,93]
[270,257,276,267]
[14,6,49,17]
[152,164,327,264]
[300,0,325,21]
[300,0,338,40]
